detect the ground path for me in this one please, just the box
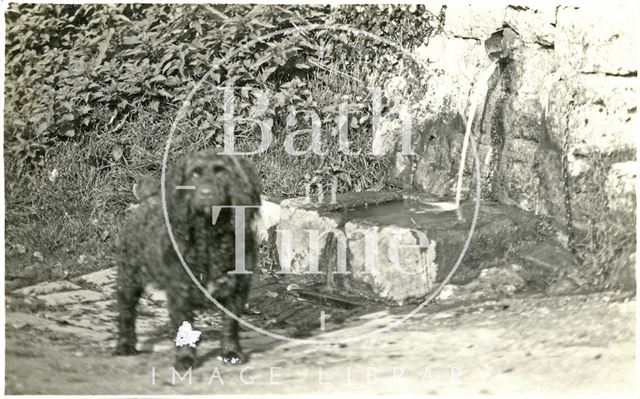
[4,267,635,394]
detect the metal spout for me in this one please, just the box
[485,27,518,61]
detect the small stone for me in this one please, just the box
[244,303,261,315]
[10,322,29,330]
[437,285,460,301]
[606,162,637,214]
[433,311,455,319]
[13,281,82,296]
[255,198,281,244]
[286,283,301,292]
[75,267,117,287]
[48,168,58,182]
[37,290,105,307]
[546,278,579,296]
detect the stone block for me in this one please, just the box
[276,192,541,303]
[255,197,281,243]
[504,3,556,46]
[13,281,81,296]
[75,267,117,287]
[548,74,636,160]
[444,3,505,40]
[606,161,637,214]
[345,221,438,302]
[556,4,637,75]
[37,290,105,307]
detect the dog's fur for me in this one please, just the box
[114,149,262,369]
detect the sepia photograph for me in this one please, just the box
[2,0,637,396]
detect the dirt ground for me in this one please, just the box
[4,290,636,395]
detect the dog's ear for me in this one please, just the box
[165,155,191,233]
[168,155,189,188]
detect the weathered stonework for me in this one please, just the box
[407,3,637,235]
[382,3,638,290]
[547,74,637,159]
[504,3,556,46]
[444,4,505,39]
[556,5,637,75]
[274,192,545,303]
[276,199,341,274]
[606,161,638,215]
[345,221,438,302]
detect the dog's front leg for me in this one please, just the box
[167,280,196,370]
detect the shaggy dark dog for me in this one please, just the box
[114,149,262,369]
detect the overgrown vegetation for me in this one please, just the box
[4,4,438,286]
[575,151,637,291]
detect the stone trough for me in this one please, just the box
[269,192,544,304]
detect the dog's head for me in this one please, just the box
[168,149,262,218]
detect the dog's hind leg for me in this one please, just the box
[114,261,144,356]
[219,275,252,365]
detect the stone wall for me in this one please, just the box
[386,2,636,288]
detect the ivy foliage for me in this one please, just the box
[5,3,436,175]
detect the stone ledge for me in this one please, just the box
[37,290,106,307]
[275,192,543,303]
[12,281,81,297]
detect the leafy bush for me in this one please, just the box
[4,4,438,286]
[5,4,436,177]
